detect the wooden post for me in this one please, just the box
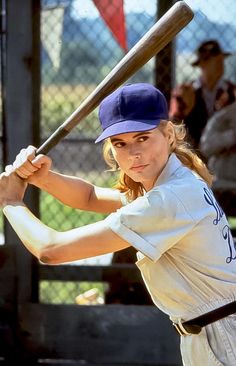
[4,0,40,303]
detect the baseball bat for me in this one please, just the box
[37,1,194,155]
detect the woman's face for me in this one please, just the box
[110,125,173,191]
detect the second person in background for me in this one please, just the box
[169,39,235,151]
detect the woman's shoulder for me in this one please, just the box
[149,170,208,209]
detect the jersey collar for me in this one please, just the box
[154,153,182,187]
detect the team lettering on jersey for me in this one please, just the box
[203,187,236,263]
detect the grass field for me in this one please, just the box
[41,84,101,138]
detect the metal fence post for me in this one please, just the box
[155,0,175,103]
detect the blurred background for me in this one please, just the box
[1,0,236,302]
[0,1,236,363]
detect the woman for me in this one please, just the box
[1,83,236,365]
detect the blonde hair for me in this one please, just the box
[103,120,213,201]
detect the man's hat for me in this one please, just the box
[191,40,231,67]
[95,83,168,143]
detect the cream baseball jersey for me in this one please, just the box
[105,154,236,323]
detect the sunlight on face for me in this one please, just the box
[110,126,172,191]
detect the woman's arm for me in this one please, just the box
[3,203,130,265]
[36,170,123,213]
[0,171,130,264]
[11,145,123,213]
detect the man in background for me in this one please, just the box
[169,40,235,151]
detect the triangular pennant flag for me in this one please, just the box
[93,0,127,52]
[41,6,65,70]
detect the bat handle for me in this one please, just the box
[36,127,69,155]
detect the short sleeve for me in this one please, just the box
[105,188,196,261]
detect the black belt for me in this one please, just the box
[173,301,236,336]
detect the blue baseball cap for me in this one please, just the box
[95,83,168,143]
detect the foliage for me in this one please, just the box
[228,217,236,229]
[40,280,107,304]
[39,172,117,230]
[40,190,107,230]
[41,84,99,137]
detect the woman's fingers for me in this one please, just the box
[14,168,30,179]
[12,146,40,178]
[30,154,52,174]
[9,145,52,183]
[13,159,38,178]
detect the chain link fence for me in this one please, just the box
[40,0,157,272]
[1,0,236,303]
[177,0,236,84]
[39,0,236,304]
[40,0,158,304]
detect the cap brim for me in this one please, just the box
[95,119,162,143]
[191,52,232,67]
